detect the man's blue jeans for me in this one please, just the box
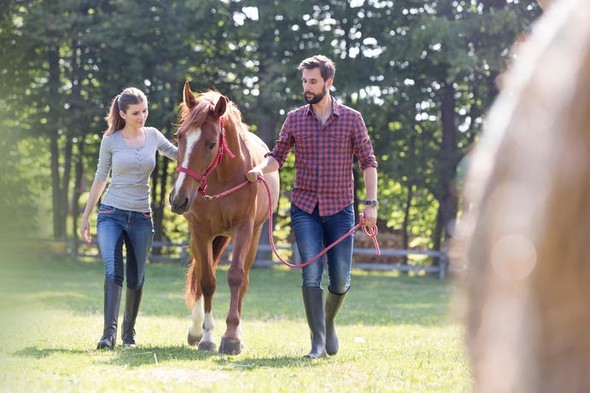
[96,204,154,289]
[291,204,354,295]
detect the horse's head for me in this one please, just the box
[169,82,229,214]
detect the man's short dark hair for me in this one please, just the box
[298,55,336,81]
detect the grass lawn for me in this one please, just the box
[0,250,471,392]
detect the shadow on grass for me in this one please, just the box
[109,344,214,365]
[109,345,321,370]
[213,355,325,371]
[84,345,315,369]
[13,347,92,358]
[13,344,356,370]
[12,344,211,364]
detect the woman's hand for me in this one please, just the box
[80,216,92,244]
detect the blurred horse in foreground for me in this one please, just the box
[454,0,590,391]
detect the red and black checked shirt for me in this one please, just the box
[268,100,378,217]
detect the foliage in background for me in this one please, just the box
[0,0,542,256]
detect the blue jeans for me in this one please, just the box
[96,204,154,289]
[291,204,354,294]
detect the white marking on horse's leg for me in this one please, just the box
[188,296,204,339]
[202,311,215,343]
[173,129,202,191]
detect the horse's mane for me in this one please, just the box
[177,90,246,135]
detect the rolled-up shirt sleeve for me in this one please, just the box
[266,113,295,168]
[352,113,378,170]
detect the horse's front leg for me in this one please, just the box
[188,293,216,351]
[219,224,255,355]
[186,240,217,351]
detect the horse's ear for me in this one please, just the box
[183,81,198,109]
[213,96,227,118]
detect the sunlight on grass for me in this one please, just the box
[0,257,472,392]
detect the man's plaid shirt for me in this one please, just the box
[268,99,378,217]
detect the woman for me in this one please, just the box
[80,87,177,350]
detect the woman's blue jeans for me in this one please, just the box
[96,204,154,289]
[291,204,354,295]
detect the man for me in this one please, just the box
[247,55,378,358]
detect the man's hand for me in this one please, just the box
[362,205,377,229]
[246,167,263,183]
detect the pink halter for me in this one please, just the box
[175,117,236,196]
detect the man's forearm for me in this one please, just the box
[363,167,378,200]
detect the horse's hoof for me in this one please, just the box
[187,333,202,346]
[198,340,217,352]
[219,338,243,355]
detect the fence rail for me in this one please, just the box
[64,237,449,280]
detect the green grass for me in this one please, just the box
[0,253,471,392]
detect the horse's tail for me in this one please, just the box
[211,235,231,269]
[185,259,199,309]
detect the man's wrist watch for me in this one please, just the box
[364,199,378,208]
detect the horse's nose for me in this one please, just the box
[170,195,190,214]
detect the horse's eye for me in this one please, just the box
[207,142,217,150]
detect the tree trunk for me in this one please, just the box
[253,22,280,264]
[401,183,414,265]
[61,137,73,230]
[50,135,62,239]
[152,156,161,257]
[354,167,361,223]
[48,46,65,239]
[69,33,86,247]
[71,140,84,255]
[438,82,459,242]
[432,208,443,267]
[152,156,170,257]
[436,0,460,255]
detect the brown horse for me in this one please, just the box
[169,82,279,355]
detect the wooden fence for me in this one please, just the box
[66,237,449,280]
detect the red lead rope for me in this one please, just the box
[194,175,381,269]
[257,176,380,269]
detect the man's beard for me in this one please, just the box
[303,85,327,104]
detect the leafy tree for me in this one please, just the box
[0,0,544,263]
